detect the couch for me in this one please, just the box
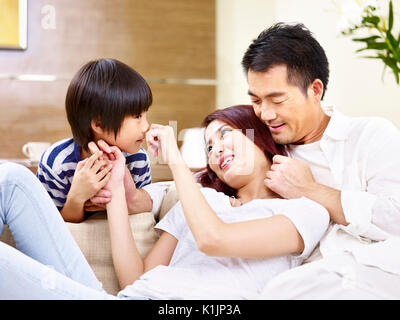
[0,181,180,296]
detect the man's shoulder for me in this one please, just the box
[348,115,399,138]
[330,107,399,139]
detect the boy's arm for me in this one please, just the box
[61,152,112,223]
[60,194,85,223]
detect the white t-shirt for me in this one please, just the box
[118,188,329,299]
[288,141,336,189]
[288,141,336,262]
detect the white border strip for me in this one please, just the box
[18,0,27,49]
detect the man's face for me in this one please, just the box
[247,65,321,145]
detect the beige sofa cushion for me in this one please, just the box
[67,211,159,295]
[159,182,180,220]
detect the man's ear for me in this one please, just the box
[90,119,104,135]
[309,79,324,102]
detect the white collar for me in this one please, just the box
[321,105,351,141]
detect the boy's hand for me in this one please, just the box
[84,199,106,211]
[68,151,112,205]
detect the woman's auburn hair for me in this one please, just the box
[195,105,287,197]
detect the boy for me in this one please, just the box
[37,58,156,222]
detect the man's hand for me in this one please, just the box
[265,155,347,225]
[264,155,317,199]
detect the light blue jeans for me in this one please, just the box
[0,162,120,299]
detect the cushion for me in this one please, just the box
[158,182,202,221]
[159,182,180,220]
[67,211,159,295]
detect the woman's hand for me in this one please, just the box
[146,124,183,166]
[88,140,126,193]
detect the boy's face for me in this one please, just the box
[96,112,149,154]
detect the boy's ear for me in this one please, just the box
[90,119,104,135]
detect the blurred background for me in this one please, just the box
[0,0,399,180]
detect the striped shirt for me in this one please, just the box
[36,138,152,211]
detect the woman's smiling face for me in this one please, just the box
[204,119,270,189]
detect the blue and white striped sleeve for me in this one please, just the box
[36,161,69,211]
[126,148,152,188]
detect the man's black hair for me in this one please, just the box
[242,22,329,99]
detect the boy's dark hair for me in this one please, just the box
[242,22,329,99]
[65,58,152,150]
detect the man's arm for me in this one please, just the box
[300,182,347,225]
[265,155,348,225]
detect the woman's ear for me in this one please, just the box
[90,119,104,135]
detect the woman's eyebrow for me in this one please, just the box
[205,124,227,146]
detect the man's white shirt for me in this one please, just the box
[288,105,400,275]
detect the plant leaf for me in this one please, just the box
[362,15,380,26]
[352,35,381,43]
[377,54,400,72]
[374,54,400,84]
[388,0,393,32]
[386,32,400,60]
[355,42,388,52]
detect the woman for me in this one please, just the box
[0,105,329,299]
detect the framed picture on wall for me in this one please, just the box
[0,0,27,50]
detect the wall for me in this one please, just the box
[216,0,275,109]
[216,0,400,127]
[0,0,216,162]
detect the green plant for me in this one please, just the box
[339,0,400,84]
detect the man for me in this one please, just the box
[242,22,400,299]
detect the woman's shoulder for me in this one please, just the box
[200,187,228,198]
[199,187,231,208]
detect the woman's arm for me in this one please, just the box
[102,143,177,290]
[169,154,304,258]
[146,125,305,259]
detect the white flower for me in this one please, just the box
[333,0,380,33]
